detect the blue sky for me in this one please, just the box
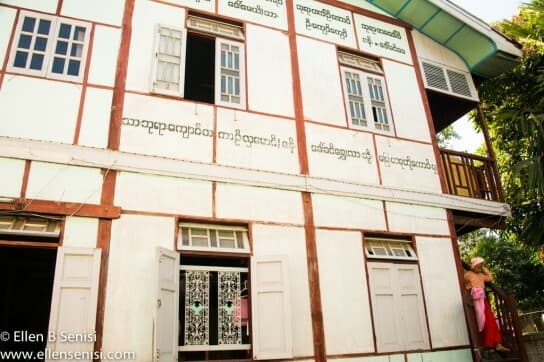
[446,0,525,152]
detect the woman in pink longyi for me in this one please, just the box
[464,257,510,352]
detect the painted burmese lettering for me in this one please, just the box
[227,0,279,19]
[265,0,283,6]
[234,129,242,146]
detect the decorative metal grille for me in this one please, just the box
[184,270,210,346]
[218,272,242,345]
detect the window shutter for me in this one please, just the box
[421,60,478,101]
[152,25,186,97]
[368,263,429,352]
[251,255,293,360]
[155,247,180,362]
[46,247,101,362]
[368,263,404,353]
[396,265,429,350]
[215,38,245,109]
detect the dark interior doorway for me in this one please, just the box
[184,33,215,104]
[0,246,57,360]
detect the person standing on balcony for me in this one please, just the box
[464,257,511,352]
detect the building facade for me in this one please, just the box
[0,0,521,361]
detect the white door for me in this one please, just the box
[368,262,429,352]
[46,247,101,362]
[251,255,293,360]
[154,247,180,362]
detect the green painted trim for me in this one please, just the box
[419,8,442,31]
[395,0,413,16]
[470,41,498,71]
[444,23,466,44]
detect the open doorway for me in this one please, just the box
[0,246,57,358]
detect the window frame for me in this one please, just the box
[178,222,250,254]
[214,37,245,109]
[339,56,393,134]
[364,236,417,261]
[7,10,91,82]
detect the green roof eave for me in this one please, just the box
[364,0,522,78]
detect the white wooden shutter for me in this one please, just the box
[396,264,429,350]
[152,25,186,97]
[368,263,404,352]
[154,247,180,362]
[368,263,429,352]
[251,255,293,360]
[46,247,101,362]
[215,38,245,109]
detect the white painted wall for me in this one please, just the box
[62,216,99,248]
[416,237,469,348]
[411,30,468,72]
[26,162,103,204]
[215,183,303,224]
[0,7,16,68]
[386,202,450,235]
[251,224,313,357]
[0,0,57,13]
[0,77,80,143]
[305,123,378,184]
[121,93,214,163]
[159,0,214,12]
[88,26,121,87]
[312,193,386,230]
[408,348,472,362]
[219,0,287,30]
[78,87,112,149]
[0,157,24,198]
[126,0,186,92]
[375,136,442,193]
[338,0,393,17]
[102,215,175,361]
[246,24,294,118]
[61,0,124,26]
[216,108,299,174]
[382,60,431,142]
[115,171,212,216]
[316,230,374,355]
[297,36,346,127]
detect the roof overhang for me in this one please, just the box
[364,0,522,78]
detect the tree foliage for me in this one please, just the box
[460,0,544,311]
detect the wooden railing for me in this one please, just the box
[440,149,504,202]
[485,283,529,361]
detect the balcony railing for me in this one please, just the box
[440,149,504,202]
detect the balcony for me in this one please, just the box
[440,148,504,202]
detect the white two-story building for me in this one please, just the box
[0,0,521,361]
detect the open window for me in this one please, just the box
[152,15,245,109]
[339,51,392,133]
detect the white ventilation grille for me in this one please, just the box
[187,15,244,41]
[421,60,478,101]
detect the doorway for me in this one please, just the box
[0,246,57,359]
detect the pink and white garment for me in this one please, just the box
[471,287,486,332]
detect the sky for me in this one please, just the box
[445,0,525,152]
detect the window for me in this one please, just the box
[8,11,90,81]
[365,237,417,261]
[152,16,245,109]
[365,236,429,352]
[178,223,250,253]
[339,52,392,132]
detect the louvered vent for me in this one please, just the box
[447,69,472,98]
[422,62,448,91]
[421,60,478,101]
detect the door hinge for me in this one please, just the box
[157,299,162,308]
[156,348,160,361]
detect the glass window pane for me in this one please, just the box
[221,51,226,67]
[220,238,235,248]
[235,231,244,249]
[52,57,65,73]
[221,76,226,93]
[29,54,44,70]
[228,52,232,69]
[34,37,47,51]
[22,17,36,33]
[58,23,71,39]
[18,35,32,49]
[235,79,240,96]
[228,77,233,94]
[67,60,80,75]
[70,43,83,57]
[181,228,189,246]
[56,41,68,55]
[14,51,28,68]
[191,236,208,247]
[234,53,239,70]
[74,26,86,41]
[38,19,51,35]
[209,231,217,247]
